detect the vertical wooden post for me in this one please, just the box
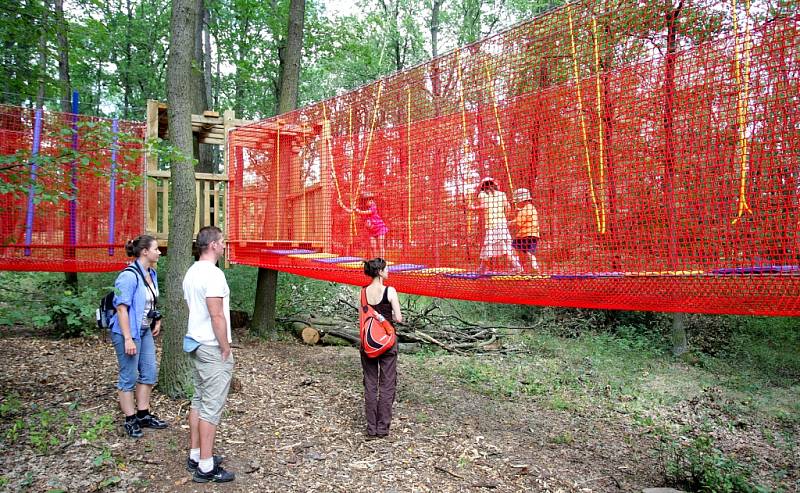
[223,109,235,267]
[145,100,160,235]
[319,120,333,252]
[289,135,303,241]
[194,180,201,233]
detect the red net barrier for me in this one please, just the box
[228,1,800,315]
[0,105,145,272]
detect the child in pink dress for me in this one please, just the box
[344,192,388,258]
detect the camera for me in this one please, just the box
[148,309,163,321]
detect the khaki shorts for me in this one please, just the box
[190,344,234,425]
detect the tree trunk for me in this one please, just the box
[192,0,213,173]
[35,5,48,110]
[251,0,305,340]
[663,2,688,354]
[161,0,200,398]
[123,0,132,119]
[55,0,72,113]
[54,0,79,288]
[251,268,279,338]
[671,312,688,356]
[430,0,443,59]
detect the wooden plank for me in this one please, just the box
[146,170,228,181]
[217,183,224,228]
[194,180,201,233]
[223,109,235,242]
[204,180,212,228]
[191,114,224,126]
[145,100,160,235]
[203,110,220,117]
[162,184,169,237]
[199,136,225,146]
[192,125,225,135]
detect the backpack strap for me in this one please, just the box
[123,265,140,290]
[130,262,157,308]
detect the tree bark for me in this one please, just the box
[203,8,213,111]
[54,0,79,288]
[55,0,72,113]
[671,312,688,356]
[251,0,305,340]
[663,2,689,354]
[430,0,444,59]
[35,5,48,110]
[161,0,200,398]
[192,0,213,173]
[123,0,133,119]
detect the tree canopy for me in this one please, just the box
[0,0,563,119]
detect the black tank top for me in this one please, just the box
[369,287,393,322]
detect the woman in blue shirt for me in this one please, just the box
[111,235,168,438]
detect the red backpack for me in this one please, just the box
[360,287,396,358]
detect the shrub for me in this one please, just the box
[663,432,771,493]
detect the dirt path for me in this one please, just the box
[0,334,664,492]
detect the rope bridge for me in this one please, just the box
[0,105,145,272]
[0,1,798,316]
[226,1,800,316]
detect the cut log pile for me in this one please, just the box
[279,297,539,354]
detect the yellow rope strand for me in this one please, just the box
[353,80,384,201]
[569,6,603,233]
[320,103,347,208]
[299,125,309,240]
[592,16,607,234]
[456,49,472,235]
[484,61,514,194]
[349,106,356,241]
[731,0,753,224]
[406,87,413,244]
[275,121,281,239]
[456,49,470,158]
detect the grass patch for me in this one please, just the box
[549,431,574,444]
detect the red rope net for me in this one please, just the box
[228,1,800,315]
[0,105,145,272]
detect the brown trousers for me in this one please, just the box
[360,343,398,435]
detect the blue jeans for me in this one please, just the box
[112,329,158,391]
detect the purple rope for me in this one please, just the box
[69,91,79,251]
[24,109,43,256]
[108,119,119,256]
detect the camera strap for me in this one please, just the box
[131,261,158,308]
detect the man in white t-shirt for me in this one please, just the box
[182,226,235,483]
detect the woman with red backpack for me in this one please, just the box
[359,258,403,439]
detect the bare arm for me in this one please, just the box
[467,195,484,211]
[388,287,403,324]
[206,297,231,359]
[116,305,137,355]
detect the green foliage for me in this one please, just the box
[0,272,105,337]
[80,413,114,442]
[550,431,573,444]
[0,120,144,205]
[0,393,121,459]
[26,408,69,454]
[663,432,772,493]
[97,475,121,490]
[4,418,25,444]
[0,393,22,418]
[92,447,114,468]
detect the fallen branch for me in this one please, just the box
[434,465,465,480]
